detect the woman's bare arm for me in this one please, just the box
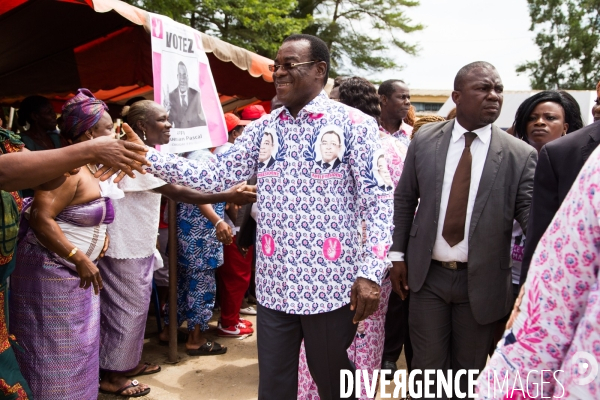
[155,182,256,205]
[29,176,104,294]
[197,204,232,245]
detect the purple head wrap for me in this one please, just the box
[61,88,109,140]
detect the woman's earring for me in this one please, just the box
[142,130,147,141]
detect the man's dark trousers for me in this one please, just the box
[257,303,358,400]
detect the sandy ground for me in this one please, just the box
[98,310,408,400]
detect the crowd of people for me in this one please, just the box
[1,32,600,400]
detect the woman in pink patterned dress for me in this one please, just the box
[477,145,600,399]
[297,77,408,399]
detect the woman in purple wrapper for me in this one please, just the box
[9,89,153,399]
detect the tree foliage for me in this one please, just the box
[296,0,423,75]
[126,0,422,74]
[126,0,310,59]
[518,0,600,90]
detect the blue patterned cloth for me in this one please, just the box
[145,91,393,315]
[166,149,225,331]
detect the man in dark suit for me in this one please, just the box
[167,62,206,128]
[390,61,537,397]
[519,121,600,286]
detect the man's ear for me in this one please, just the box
[315,61,327,83]
[451,90,461,107]
[380,95,387,106]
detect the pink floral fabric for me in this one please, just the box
[477,146,600,399]
[297,132,406,399]
[379,130,407,188]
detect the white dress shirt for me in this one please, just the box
[389,120,492,262]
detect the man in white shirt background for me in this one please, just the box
[389,61,537,397]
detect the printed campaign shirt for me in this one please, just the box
[477,145,600,399]
[379,124,412,148]
[145,91,393,314]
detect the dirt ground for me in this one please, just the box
[98,310,408,400]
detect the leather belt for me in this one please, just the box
[432,259,468,271]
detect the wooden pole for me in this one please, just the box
[168,200,178,363]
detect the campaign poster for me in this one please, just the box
[149,13,227,153]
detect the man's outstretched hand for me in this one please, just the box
[94,123,149,182]
[350,277,381,323]
[225,182,257,205]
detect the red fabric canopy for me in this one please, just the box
[0,0,275,106]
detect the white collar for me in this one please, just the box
[451,119,492,144]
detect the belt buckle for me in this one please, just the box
[442,261,457,270]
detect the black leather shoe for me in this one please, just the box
[381,360,397,379]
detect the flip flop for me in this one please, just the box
[126,362,162,377]
[186,341,227,356]
[99,379,151,397]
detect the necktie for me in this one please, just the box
[258,162,265,168]
[182,94,187,109]
[442,131,477,247]
[322,162,330,169]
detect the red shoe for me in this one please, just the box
[239,318,253,327]
[217,323,254,337]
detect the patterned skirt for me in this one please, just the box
[9,239,100,400]
[98,255,154,372]
[0,277,32,400]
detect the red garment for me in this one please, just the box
[217,238,253,327]
[158,200,168,229]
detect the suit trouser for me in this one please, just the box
[382,290,413,371]
[217,237,253,327]
[409,263,495,399]
[257,303,357,400]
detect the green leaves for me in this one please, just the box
[125,0,422,73]
[519,0,600,89]
[127,0,310,58]
[303,0,423,75]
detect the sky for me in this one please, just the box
[369,0,539,91]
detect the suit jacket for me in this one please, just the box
[168,88,206,128]
[237,175,258,249]
[316,158,341,170]
[520,121,600,286]
[391,120,537,324]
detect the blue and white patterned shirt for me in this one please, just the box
[145,92,393,314]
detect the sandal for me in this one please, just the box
[186,341,227,356]
[126,362,161,377]
[99,379,151,397]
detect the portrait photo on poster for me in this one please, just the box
[315,125,345,171]
[162,54,207,129]
[258,128,279,170]
[372,149,393,191]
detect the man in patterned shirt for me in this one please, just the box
[138,34,393,399]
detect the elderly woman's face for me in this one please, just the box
[144,104,172,145]
[89,111,114,139]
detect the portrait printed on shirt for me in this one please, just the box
[258,128,278,170]
[315,126,345,171]
[373,150,393,191]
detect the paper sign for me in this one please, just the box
[149,13,227,153]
